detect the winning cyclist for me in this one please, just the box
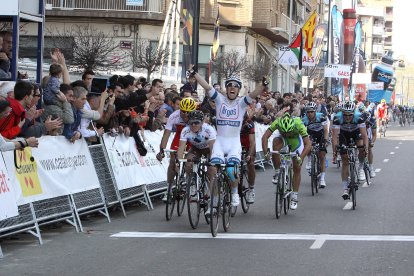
[240,114,256,203]
[156,97,197,200]
[331,101,369,200]
[302,102,329,188]
[190,65,267,207]
[262,107,312,210]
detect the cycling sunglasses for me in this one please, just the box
[189,120,202,125]
[226,82,241,89]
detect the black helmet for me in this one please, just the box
[188,110,204,122]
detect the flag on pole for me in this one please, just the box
[302,11,318,58]
[289,29,303,70]
[212,8,220,61]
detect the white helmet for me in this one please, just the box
[305,102,317,111]
[342,101,355,113]
[225,76,242,88]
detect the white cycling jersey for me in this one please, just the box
[208,88,252,163]
[208,88,252,137]
[165,110,186,131]
[180,123,216,149]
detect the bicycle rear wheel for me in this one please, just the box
[350,164,357,210]
[283,168,292,215]
[210,176,221,237]
[222,181,231,232]
[186,173,200,229]
[165,181,176,221]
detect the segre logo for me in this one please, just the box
[219,104,238,119]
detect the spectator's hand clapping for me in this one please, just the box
[45,116,63,132]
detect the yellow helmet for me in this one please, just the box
[179,97,197,112]
[381,99,386,103]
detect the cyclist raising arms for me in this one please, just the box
[262,105,312,210]
[302,102,329,188]
[189,65,268,207]
[156,97,197,200]
[331,101,369,199]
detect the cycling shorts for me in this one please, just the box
[338,129,361,154]
[273,130,304,155]
[308,130,327,152]
[210,136,241,165]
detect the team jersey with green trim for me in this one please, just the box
[268,117,309,150]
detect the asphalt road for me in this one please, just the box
[1,123,414,276]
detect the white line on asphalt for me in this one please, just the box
[375,168,381,173]
[110,232,414,242]
[395,146,399,149]
[343,202,353,210]
[399,142,403,144]
[390,152,395,155]
[310,239,326,249]
[383,159,389,163]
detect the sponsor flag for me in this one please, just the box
[211,8,220,61]
[181,0,199,82]
[331,5,344,97]
[289,29,303,70]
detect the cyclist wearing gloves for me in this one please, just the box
[302,102,329,188]
[189,65,267,207]
[331,101,368,200]
[262,110,311,210]
[176,110,216,213]
[156,98,197,200]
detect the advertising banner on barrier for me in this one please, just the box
[3,136,100,205]
[103,131,168,190]
[0,156,18,220]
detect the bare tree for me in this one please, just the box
[128,38,169,80]
[212,50,248,81]
[47,24,120,71]
[243,57,272,83]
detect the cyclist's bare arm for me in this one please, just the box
[301,136,312,161]
[323,124,329,142]
[160,129,172,151]
[176,140,187,160]
[261,129,273,156]
[331,127,339,155]
[208,140,215,155]
[192,71,212,91]
[359,126,369,150]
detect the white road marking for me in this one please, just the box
[383,159,389,163]
[399,142,403,144]
[375,168,381,173]
[111,232,414,242]
[395,146,399,149]
[390,152,395,155]
[343,202,353,210]
[310,239,326,249]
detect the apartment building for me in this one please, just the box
[14,0,320,92]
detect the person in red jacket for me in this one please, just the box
[0,81,34,139]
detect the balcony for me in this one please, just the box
[45,0,164,20]
[372,25,384,36]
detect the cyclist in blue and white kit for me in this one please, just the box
[331,101,369,200]
[189,65,267,207]
[302,102,329,188]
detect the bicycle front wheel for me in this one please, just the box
[176,176,187,216]
[284,168,292,215]
[240,168,250,214]
[186,173,200,229]
[165,181,176,221]
[210,176,221,237]
[275,169,284,219]
[311,153,316,196]
[222,182,231,232]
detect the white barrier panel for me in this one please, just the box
[254,123,280,153]
[3,136,100,205]
[0,156,18,220]
[103,132,168,190]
